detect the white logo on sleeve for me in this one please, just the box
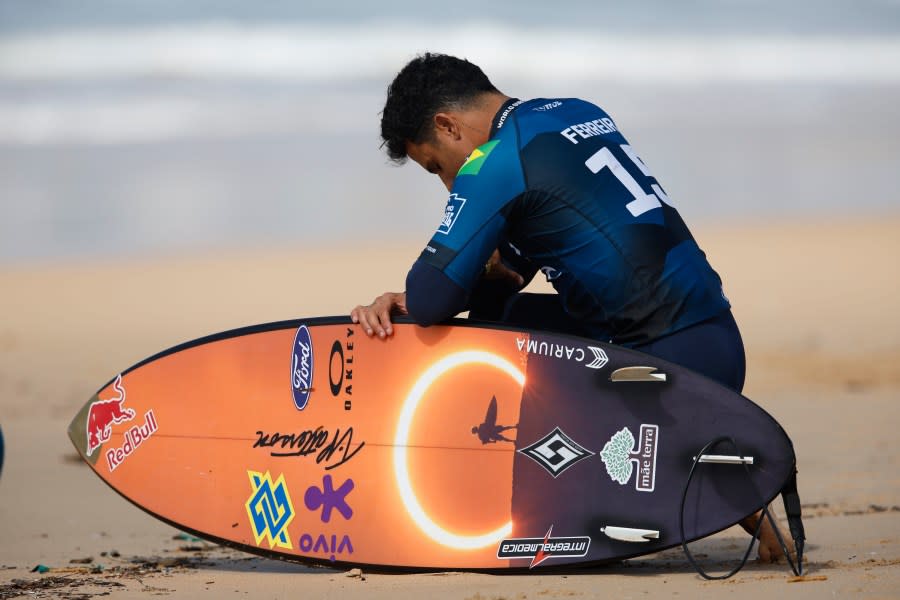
[437,194,466,235]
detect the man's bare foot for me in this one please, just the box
[739,508,792,563]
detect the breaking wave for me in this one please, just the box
[2,22,898,84]
[2,22,898,144]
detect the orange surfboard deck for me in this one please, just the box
[68,317,796,570]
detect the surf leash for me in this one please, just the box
[779,467,806,574]
[678,436,805,579]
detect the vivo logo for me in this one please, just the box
[291,325,314,410]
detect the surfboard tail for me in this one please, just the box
[677,435,806,579]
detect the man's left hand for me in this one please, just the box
[351,291,408,338]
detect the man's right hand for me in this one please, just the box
[483,249,525,288]
[350,292,408,338]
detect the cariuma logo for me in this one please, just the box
[599,424,659,492]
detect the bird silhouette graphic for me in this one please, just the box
[472,395,517,444]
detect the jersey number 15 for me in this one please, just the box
[585,144,672,217]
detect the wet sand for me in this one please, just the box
[1,216,898,599]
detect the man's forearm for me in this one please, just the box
[405,260,468,326]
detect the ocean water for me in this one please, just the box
[2,1,899,263]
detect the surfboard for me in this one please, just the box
[67,316,800,570]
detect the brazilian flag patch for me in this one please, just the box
[457,140,500,176]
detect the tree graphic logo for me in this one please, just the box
[599,424,659,492]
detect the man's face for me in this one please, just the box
[406,135,475,192]
[405,112,489,192]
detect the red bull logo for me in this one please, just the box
[106,410,159,472]
[85,374,136,457]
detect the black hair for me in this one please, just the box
[380,53,500,162]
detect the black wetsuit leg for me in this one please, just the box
[633,310,746,392]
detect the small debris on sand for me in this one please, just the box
[787,575,828,583]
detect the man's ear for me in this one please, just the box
[433,112,462,140]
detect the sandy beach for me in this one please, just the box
[1,216,898,599]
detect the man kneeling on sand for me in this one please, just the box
[352,52,789,561]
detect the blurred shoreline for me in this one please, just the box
[4,79,900,264]
[3,5,899,265]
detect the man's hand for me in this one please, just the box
[483,249,525,288]
[351,292,408,338]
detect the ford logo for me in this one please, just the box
[291,325,314,410]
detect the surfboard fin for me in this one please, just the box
[601,526,660,543]
[610,366,667,382]
[694,454,754,465]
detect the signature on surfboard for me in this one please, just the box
[472,395,517,445]
[253,427,365,470]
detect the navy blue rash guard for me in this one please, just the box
[406,97,731,347]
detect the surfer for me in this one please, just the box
[472,395,516,444]
[350,53,785,562]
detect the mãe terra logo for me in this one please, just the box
[600,424,659,492]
